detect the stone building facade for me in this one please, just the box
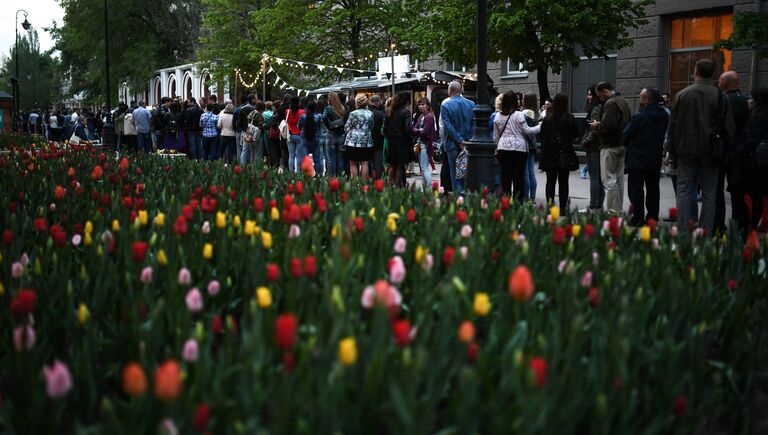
[427,0,766,114]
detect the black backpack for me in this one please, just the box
[165,113,178,134]
[151,110,166,131]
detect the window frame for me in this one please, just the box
[568,53,618,116]
[500,58,528,79]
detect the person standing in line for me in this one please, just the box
[265,101,283,168]
[383,93,413,187]
[440,81,476,193]
[622,88,669,226]
[521,93,540,201]
[162,101,184,152]
[184,98,203,159]
[123,105,138,152]
[285,96,305,173]
[322,92,347,176]
[262,101,276,166]
[743,88,768,231]
[539,93,579,208]
[276,94,292,170]
[114,103,127,150]
[298,100,322,174]
[716,71,751,233]
[237,94,256,164]
[368,95,386,179]
[343,95,375,180]
[667,58,735,232]
[199,103,219,160]
[494,91,542,202]
[411,97,437,188]
[590,81,631,213]
[233,95,248,164]
[217,103,237,162]
[132,101,153,154]
[580,85,605,212]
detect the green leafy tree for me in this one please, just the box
[0,30,63,110]
[715,11,768,57]
[51,0,203,103]
[402,0,651,101]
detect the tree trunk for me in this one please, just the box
[537,68,551,103]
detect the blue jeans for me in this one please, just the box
[315,134,327,175]
[288,134,304,173]
[523,152,537,200]
[418,145,432,187]
[187,131,203,160]
[326,134,345,176]
[202,136,218,161]
[445,146,460,193]
[137,133,152,154]
[235,132,243,163]
[677,158,717,231]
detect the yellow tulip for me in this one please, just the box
[85,220,93,234]
[271,207,279,221]
[261,231,273,249]
[112,219,121,232]
[386,217,397,233]
[571,224,581,237]
[338,337,358,366]
[331,224,340,239]
[549,206,560,221]
[154,212,165,227]
[0,282,5,296]
[77,303,90,325]
[138,210,148,226]
[216,211,227,229]
[368,208,376,219]
[233,215,241,228]
[244,220,256,236]
[256,287,272,308]
[639,226,651,242]
[473,293,491,317]
[415,245,426,264]
[157,249,168,266]
[84,232,93,247]
[203,243,213,260]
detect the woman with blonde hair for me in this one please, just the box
[344,94,375,180]
[217,103,237,162]
[322,92,347,176]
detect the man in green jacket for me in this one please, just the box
[667,58,734,232]
[590,82,631,213]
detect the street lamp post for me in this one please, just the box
[101,0,115,146]
[465,0,495,192]
[390,42,396,98]
[15,10,31,130]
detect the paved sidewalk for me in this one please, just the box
[405,163,730,221]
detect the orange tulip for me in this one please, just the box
[508,265,535,302]
[301,156,315,177]
[154,360,182,401]
[91,165,103,181]
[457,321,476,344]
[54,186,66,201]
[122,362,147,396]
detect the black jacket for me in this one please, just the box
[623,103,669,171]
[184,105,203,132]
[237,104,255,131]
[383,107,412,140]
[369,106,385,149]
[539,115,579,171]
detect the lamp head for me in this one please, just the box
[22,18,31,31]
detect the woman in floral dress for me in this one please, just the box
[344,94,375,180]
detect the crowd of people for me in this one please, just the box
[14,57,767,234]
[15,107,104,143]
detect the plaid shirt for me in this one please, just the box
[200,111,219,138]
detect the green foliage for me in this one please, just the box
[51,0,203,102]
[402,0,651,100]
[715,11,768,57]
[0,30,63,110]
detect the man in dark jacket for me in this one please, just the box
[622,88,669,226]
[591,81,631,213]
[667,58,735,232]
[716,71,750,232]
[368,94,385,178]
[184,98,204,159]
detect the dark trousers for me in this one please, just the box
[496,150,528,203]
[268,138,282,167]
[221,135,237,162]
[202,136,217,161]
[545,169,570,208]
[280,138,289,169]
[628,168,661,225]
[440,161,453,193]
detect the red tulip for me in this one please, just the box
[253,197,264,212]
[275,313,298,349]
[552,226,566,245]
[303,255,317,277]
[456,210,467,224]
[529,357,547,388]
[443,247,455,266]
[354,217,364,232]
[266,263,280,282]
[132,241,148,262]
[10,289,37,318]
[3,229,13,246]
[290,258,302,278]
[391,319,413,347]
[508,265,534,302]
[673,394,688,416]
[467,342,479,363]
[374,179,384,192]
[34,217,47,233]
[193,403,211,431]
[588,287,600,307]
[329,178,340,192]
[407,209,416,223]
[173,216,188,235]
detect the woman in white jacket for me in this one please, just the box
[493,91,541,202]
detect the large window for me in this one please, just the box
[445,61,467,72]
[501,59,528,78]
[569,54,617,113]
[668,13,733,96]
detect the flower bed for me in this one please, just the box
[1,143,766,434]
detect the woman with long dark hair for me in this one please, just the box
[411,97,437,187]
[579,85,605,211]
[322,92,346,176]
[298,100,322,174]
[384,93,413,187]
[163,101,185,152]
[493,91,541,201]
[539,93,579,208]
[743,87,768,230]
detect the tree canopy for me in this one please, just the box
[0,30,63,110]
[715,11,768,58]
[51,0,203,102]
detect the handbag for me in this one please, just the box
[710,91,728,161]
[756,138,768,166]
[69,131,82,145]
[244,112,259,144]
[560,148,580,171]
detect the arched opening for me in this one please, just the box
[168,74,177,99]
[120,82,128,104]
[154,77,161,105]
[201,71,212,98]
[183,72,193,100]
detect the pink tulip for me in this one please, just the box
[159,418,179,435]
[201,221,211,234]
[558,260,567,274]
[13,324,36,351]
[185,288,203,313]
[460,225,472,239]
[389,256,406,285]
[182,339,199,362]
[11,262,23,278]
[580,271,593,288]
[71,234,82,246]
[670,226,678,237]
[592,252,600,266]
[288,224,301,239]
[456,196,464,206]
[43,359,73,399]
[361,280,402,309]
[140,266,153,284]
[207,280,220,296]
[393,237,407,254]
[20,253,30,266]
[423,254,434,271]
[178,268,191,286]
[460,246,469,259]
